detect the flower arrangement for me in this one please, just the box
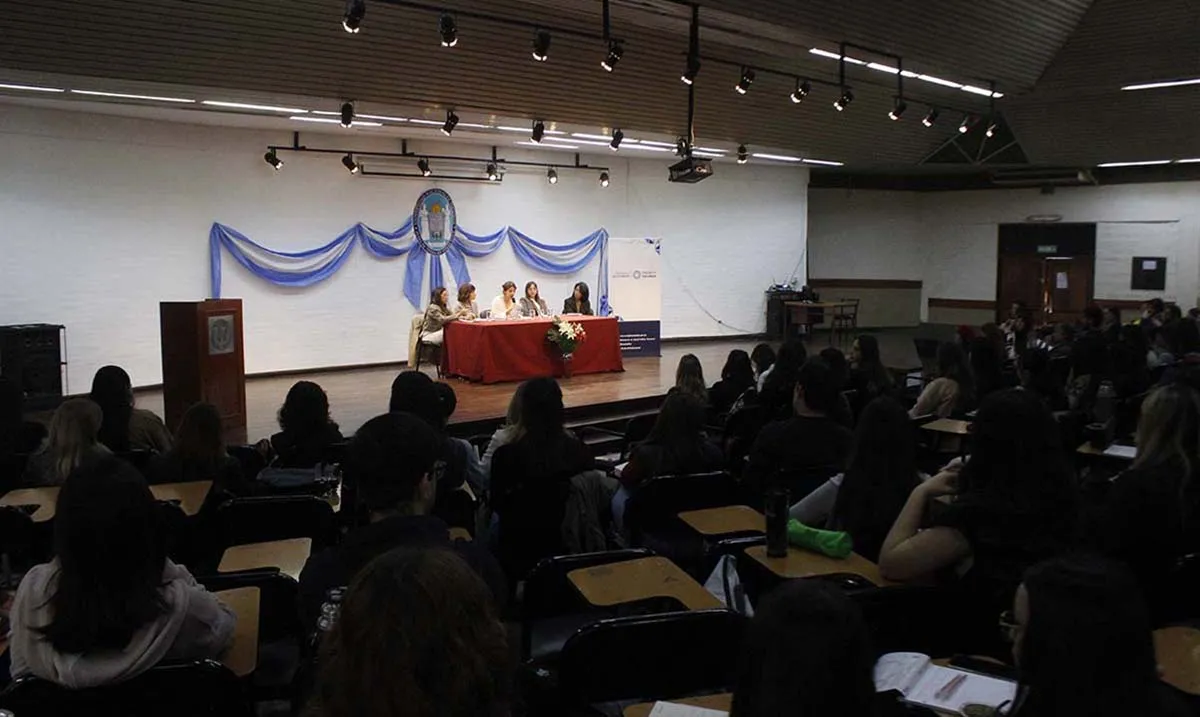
[546,315,587,357]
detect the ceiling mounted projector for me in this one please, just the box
[668,156,714,183]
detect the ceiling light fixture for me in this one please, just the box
[357,113,409,122]
[958,114,975,133]
[341,153,360,174]
[288,116,382,126]
[442,110,459,136]
[790,79,811,104]
[486,163,500,181]
[342,0,365,33]
[1096,160,1172,168]
[802,158,845,166]
[601,40,624,72]
[532,29,551,62]
[599,172,610,187]
[340,101,355,128]
[203,100,308,113]
[922,107,940,127]
[681,56,701,85]
[439,13,458,47]
[531,120,545,143]
[985,120,998,138]
[70,89,194,103]
[808,47,1004,98]
[889,98,907,120]
[1121,77,1200,91]
[737,145,748,164]
[263,149,283,170]
[517,141,578,149]
[417,158,432,177]
[833,88,853,111]
[752,153,803,163]
[547,168,558,185]
[0,82,64,93]
[735,67,756,95]
[610,129,624,151]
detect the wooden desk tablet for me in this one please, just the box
[216,586,260,678]
[745,544,890,586]
[623,693,733,717]
[1076,442,1136,460]
[679,506,765,536]
[1154,626,1200,696]
[920,419,972,436]
[219,538,312,581]
[0,486,60,523]
[568,556,723,611]
[150,481,212,517]
[449,527,473,542]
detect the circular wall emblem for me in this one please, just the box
[632,270,643,280]
[413,188,456,255]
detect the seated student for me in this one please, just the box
[456,282,480,320]
[1102,305,1123,341]
[562,281,594,315]
[970,336,1011,404]
[744,359,853,499]
[848,335,894,416]
[709,349,755,415]
[518,280,550,317]
[147,402,246,495]
[759,339,808,420]
[1006,555,1192,717]
[751,343,777,392]
[267,381,344,469]
[389,371,485,496]
[909,342,973,418]
[1111,324,1152,398]
[306,548,513,717]
[674,353,708,406]
[1085,383,1200,621]
[789,397,920,562]
[9,457,235,687]
[880,389,1077,652]
[489,281,520,320]
[22,398,108,487]
[481,382,528,480]
[298,413,504,630]
[421,286,464,346]
[90,365,172,453]
[819,347,855,428]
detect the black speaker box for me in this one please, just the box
[0,324,64,411]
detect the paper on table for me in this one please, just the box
[874,652,930,694]
[905,664,1016,714]
[647,704,728,717]
[1103,444,1137,459]
[1143,259,1159,271]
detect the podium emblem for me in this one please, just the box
[413,189,456,256]
[207,315,235,355]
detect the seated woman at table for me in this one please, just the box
[708,349,755,415]
[90,365,173,454]
[455,282,480,320]
[268,381,344,469]
[8,456,235,688]
[909,341,973,418]
[674,353,709,406]
[22,398,108,487]
[147,402,246,496]
[489,280,520,320]
[562,281,593,315]
[421,286,464,345]
[1006,555,1192,717]
[518,280,550,317]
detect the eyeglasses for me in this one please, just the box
[430,459,447,484]
[998,609,1021,643]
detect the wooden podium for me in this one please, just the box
[160,300,247,443]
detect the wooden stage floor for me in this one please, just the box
[133,331,926,443]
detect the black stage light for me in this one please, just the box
[599,171,610,187]
[342,153,360,174]
[342,0,365,33]
[264,149,283,170]
[440,13,458,47]
[833,88,853,111]
[735,67,756,95]
[532,120,545,143]
[959,114,976,134]
[442,110,459,135]
[790,79,811,103]
[547,168,558,185]
[486,163,499,181]
[681,56,700,85]
[922,107,940,127]
[418,158,431,177]
[889,98,907,120]
[737,145,748,164]
[340,101,354,127]
[610,128,624,151]
[601,40,623,72]
[532,29,551,61]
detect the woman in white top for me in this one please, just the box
[518,281,550,317]
[421,286,463,345]
[489,281,520,320]
[456,283,480,320]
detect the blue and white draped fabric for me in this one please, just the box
[209,222,611,314]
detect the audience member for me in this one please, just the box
[881,389,1077,652]
[789,397,920,562]
[90,365,171,453]
[8,457,234,687]
[270,381,345,469]
[1007,555,1191,717]
[22,398,107,487]
[980,322,1007,363]
[1003,301,1032,360]
[0,376,47,458]
[389,371,485,495]
[969,336,1009,403]
[306,548,513,717]
[708,349,755,415]
[481,381,528,477]
[744,359,853,499]
[147,402,246,495]
[759,339,807,420]
[1111,324,1152,398]
[848,335,894,415]
[819,347,855,427]
[674,353,708,405]
[750,343,776,390]
[1085,382,1200,620]
[1165,303,1184,323]
[1019,349,1064,410]
[730,581,879,717]
[1141,298,1166,330]
[909,342,972,418]
[1146,322,1180,370]
[299,412,503,629]
[1102,305,1122,341]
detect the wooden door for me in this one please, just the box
[1043,256,1094,322]
[997,253,1045,324]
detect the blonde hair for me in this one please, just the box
[44,398,104,484]
[503,382,528,442]
[1133,383,1200,485]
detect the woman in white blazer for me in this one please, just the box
[489,281,520,319]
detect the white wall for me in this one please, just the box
[0,106,808,388]
[809,183,1200,320]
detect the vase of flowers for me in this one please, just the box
[546,316,587,377]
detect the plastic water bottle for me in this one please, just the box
[1094,380,1116,424]
[316,587,345,634]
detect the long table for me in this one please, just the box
[442,315,623,384]
[0,481,212,523]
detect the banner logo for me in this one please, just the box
[413,189,456,256]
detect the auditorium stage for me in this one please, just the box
[132,330,928,444]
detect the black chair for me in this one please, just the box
[0,505,49,584]
[624,472,746,574]
[1160,553,1200,625]
[0,659,252,717]
[213,495,338,554]
[521,548,655,661]
[620,414,658,458]
[492,471,574,583]
[115,449,158,479]
[555,609,747,711]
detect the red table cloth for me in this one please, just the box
[441,315,624,384]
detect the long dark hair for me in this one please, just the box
[831,397,919,561]
[39,456,168,653]
[572,282,591,312]
[310,548,513,717]
[173,402,226,482]
[457,283,476,304]
[430,286,449,310]
[90,365,134,452]
[523,281,540,301]
[750,343,776,377]
[674,354,707,404]
[854,335,892,393]
[644,392,709,467]
[762,340,807,416]
[518,377,565,440]
[731,580,875,717]
[936,342,974,408]
[278,381,338,440]
[969,336,1004,400]
[720,349,755,391]
[1013,555,1161,717]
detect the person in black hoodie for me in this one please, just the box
[297,412,504,630]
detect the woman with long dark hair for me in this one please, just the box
[518,280,549,317]
[751,343,776,390]
[848,335,893,408]
[709,349,755,414]
[421,286,464,345]
[270,381,344,469]
[89,365,171,453]
[1006,555,1191,717]
[562,281,593,315]
[8,456,235,687]
[456,283,480,320]
[22,398,106,487]
[789,397,920,561]
[674,353,708,405]
[909,342,973,417]
[148,402,246,495]
[307,548,513,717]
[760,339,807,420]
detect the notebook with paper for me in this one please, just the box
[646,703,727,717]
[874,653,1016,715]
